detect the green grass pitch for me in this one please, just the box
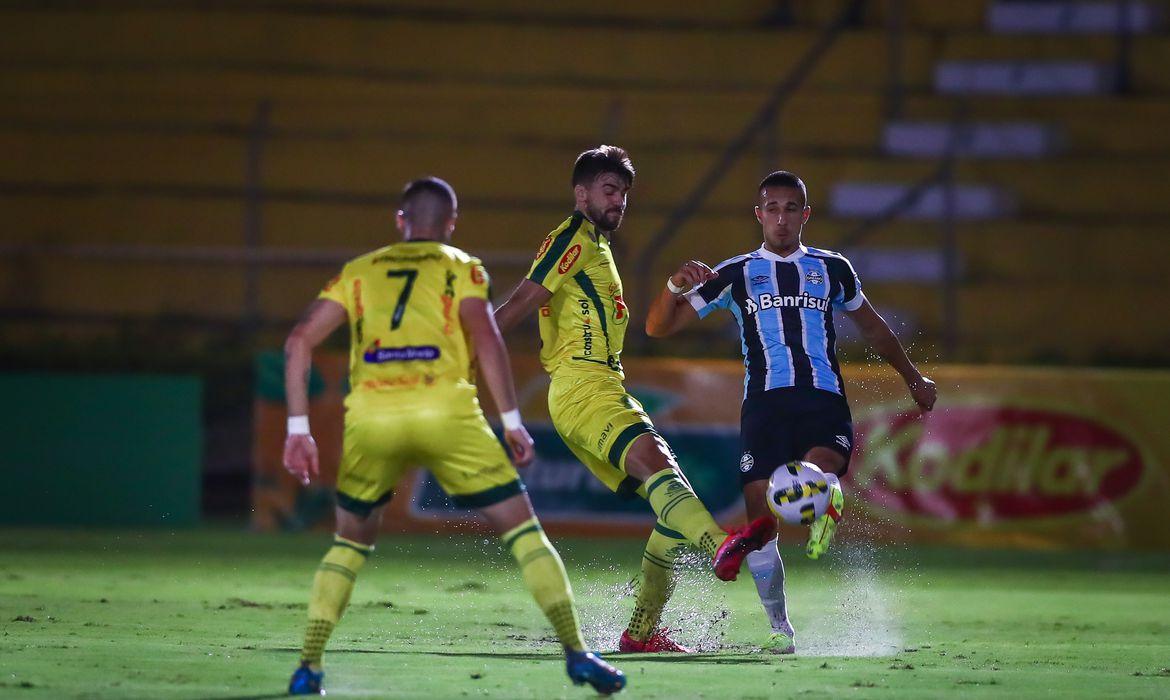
[2,528,1169,699]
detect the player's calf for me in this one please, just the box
[746,537,795,652]
[290,531,373,695]
[630,443,729,559]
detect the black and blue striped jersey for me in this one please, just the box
[685,244,865,398]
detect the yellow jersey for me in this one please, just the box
[319,240,491,407]
[525,212,629,379]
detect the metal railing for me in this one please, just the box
[9,0,1157,360]
[631,0,867,320]
[832,99,971,359]
[627,0,981,358]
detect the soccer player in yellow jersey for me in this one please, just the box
[282,178,625,695]
[495,147,773,654]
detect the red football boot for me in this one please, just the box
[618,628,694,653]
[712,517,775,581]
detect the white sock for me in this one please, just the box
[745,538,790,633]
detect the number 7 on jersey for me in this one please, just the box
[385,268,418,330]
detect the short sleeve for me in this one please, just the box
[317,269,350,312]
[459,259,492,302]
[685,265,736,319]
[830,256,865,312]
[526,229,590,294]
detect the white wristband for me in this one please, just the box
[666,277,688,295]
[287,415,310,435]
[500,409,522,431]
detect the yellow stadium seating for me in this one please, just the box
[2,1,1169,364]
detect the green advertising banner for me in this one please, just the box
[0,373,202,526]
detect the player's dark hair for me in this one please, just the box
[400,177,458,228]
[571,145,635,188]
[758,170,808,207]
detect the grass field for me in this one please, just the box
[2,528,1169,699]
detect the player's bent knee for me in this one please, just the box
[477,492,538,534]
[336,489,394,518]
[334,504,385,546]
[803,447,847,476]
[623,432,677,480]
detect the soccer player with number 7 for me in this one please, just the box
[281,177,625,695]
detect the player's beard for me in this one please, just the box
[766,224,801,254]
[586,203,624,233]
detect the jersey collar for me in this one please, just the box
[574,211,611,243]
[756,243,807,262]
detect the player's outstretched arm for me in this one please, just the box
[645,260,716,337]
[461,296,535,467]
[493,279,552,334]
[846,300,937,412]
[282,298,347,485]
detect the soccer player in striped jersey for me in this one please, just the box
[495,146,773,654]
[282,177,624,694]
[644,170,937,654]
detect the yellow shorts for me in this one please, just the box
[336,386,522,515]
[547,371,659,498]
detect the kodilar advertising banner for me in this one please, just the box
[253,354,1170,549]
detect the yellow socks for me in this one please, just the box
[300,535,372,667]
[640,468,726,558]
[503,518,586,652]
[626,522,686,641]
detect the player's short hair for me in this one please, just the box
[758,170,808,207]
[400,177,458,228]
[571,145,635,188]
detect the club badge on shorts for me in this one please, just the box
[739,452,754,472]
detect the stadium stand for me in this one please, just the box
[1,0,1168,363]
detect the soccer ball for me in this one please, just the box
[766,461,831,526]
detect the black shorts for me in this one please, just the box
[738,387,854,485]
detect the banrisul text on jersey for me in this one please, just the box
[686,244,865,397]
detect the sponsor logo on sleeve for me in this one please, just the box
[612,293,628,324]
[535,235,554,259]
[558,244,582,274]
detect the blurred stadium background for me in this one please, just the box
[3,1,1170,697]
